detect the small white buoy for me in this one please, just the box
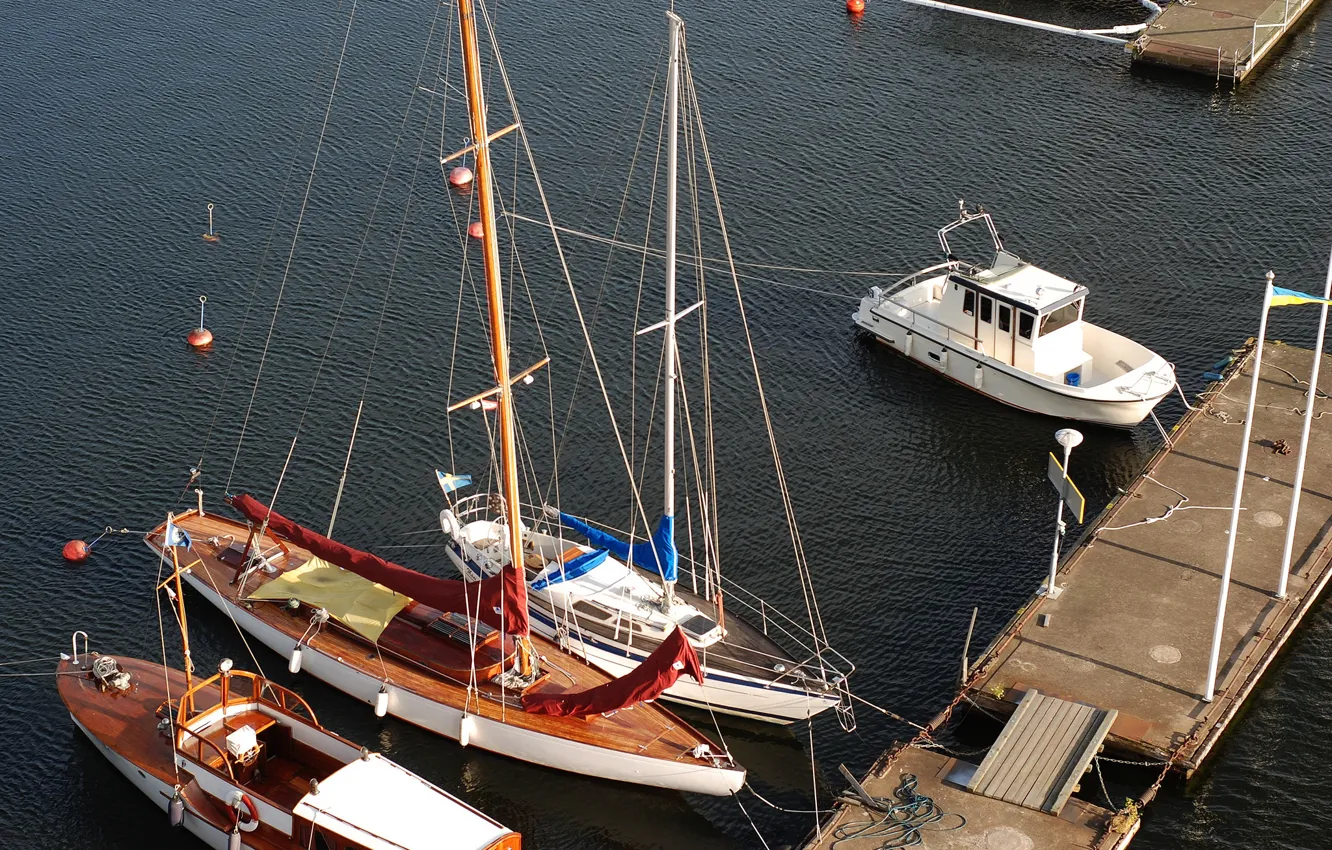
[288,645,303,674]
[375,684,389,718]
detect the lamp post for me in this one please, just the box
[1044,428,1083,599]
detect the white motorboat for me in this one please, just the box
[854,203,1175,426]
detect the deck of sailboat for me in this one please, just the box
[154,509,719,762]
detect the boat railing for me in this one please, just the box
[175,669,319,731]
[871,260,961,301]
[869,280,986,354]
[176,726,237,781]
[444,497,856,683]
[520,504,855,683]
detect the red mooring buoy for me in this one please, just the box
[847,0,865,13]
[468,221,485,240]
[448,166,474,188]
[188,327,214,348]
[63,540,91,563]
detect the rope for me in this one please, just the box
[1097,474,1239,533]
[830,773,966,849]
[731,791,774,850]
[153,541,181,783]
[504,212,907,286]
[0,656,64,667]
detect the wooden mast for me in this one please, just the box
[165,512,195,711]
[456,0,528,646]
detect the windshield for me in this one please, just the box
[1040,300,1082,336]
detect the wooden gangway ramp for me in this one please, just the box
[964,690,1116,815]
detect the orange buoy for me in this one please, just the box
[847,0,865,13]
[448,166,474,188]
[63,540,90,563]
[468,221,484,240]
[188,295,213,348]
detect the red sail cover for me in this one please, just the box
[521,626,703,717]
[231,493,528,636]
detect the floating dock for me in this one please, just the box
[1130,0,1323,82]
[804,340,1332,849]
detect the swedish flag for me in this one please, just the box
[1271,286,1332,307]
[435,470,473,495]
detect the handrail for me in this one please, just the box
[175,670,318,728]
[176,727,236,781]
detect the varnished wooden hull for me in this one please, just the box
[149,511,745,796]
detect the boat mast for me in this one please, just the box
[661,11,683,609]
[457,0,525,603]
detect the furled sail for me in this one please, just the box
[555,510,677,583]
[231,494,528,636]
[521,626,702,717]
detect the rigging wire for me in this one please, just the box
[193,0,349,486]
[226,0,361,494]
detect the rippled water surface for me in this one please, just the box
[4,0,1332,847]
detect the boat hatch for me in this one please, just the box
[680,614,723,644]
[428,611,497,645]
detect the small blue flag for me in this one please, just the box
[163,519,192,549]
[435,470,473,496]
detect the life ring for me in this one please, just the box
[229,792,260,833]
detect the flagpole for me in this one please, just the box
[1204,273,1273,702]
[1276,250,1332,599]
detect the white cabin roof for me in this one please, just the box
[293,754,509,850]
[969,262,1086,313]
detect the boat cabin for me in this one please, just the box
[934,208,1093,385]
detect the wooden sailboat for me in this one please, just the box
[443,12,855,726]
[142,0,745,797]
[59,523,519,850]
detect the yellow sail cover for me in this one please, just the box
[248,556,411,642]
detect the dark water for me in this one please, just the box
[4,0,1332,847]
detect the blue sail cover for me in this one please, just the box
[556,511,677,583]
[531,548,609,592]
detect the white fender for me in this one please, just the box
[973,364,984,388]
[903,332,913,357]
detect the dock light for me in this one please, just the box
[1044,428,1083,599]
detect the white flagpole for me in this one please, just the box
[1204,272,1273,702]
[1276,249,1332,599]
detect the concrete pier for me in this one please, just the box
[1130,0,1324,82]
[804,340,1332,849]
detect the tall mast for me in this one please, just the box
[661,11,683,607]
[457,0,524,589]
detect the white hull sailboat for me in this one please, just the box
[444,12,853,726]
[854,203,1175,427]
[139,0,745,798]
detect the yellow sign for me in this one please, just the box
[1047,452,1086,523]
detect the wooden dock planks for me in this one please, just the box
[968,690,1116,814]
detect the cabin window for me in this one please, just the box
[1018,312,1035,340]
[572,600,615,622]
[980,297,993,324]
[998,305,1011,333]
[962,290,976,316]
[1040,301,1081,336]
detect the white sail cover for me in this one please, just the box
[293,754,510,850]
